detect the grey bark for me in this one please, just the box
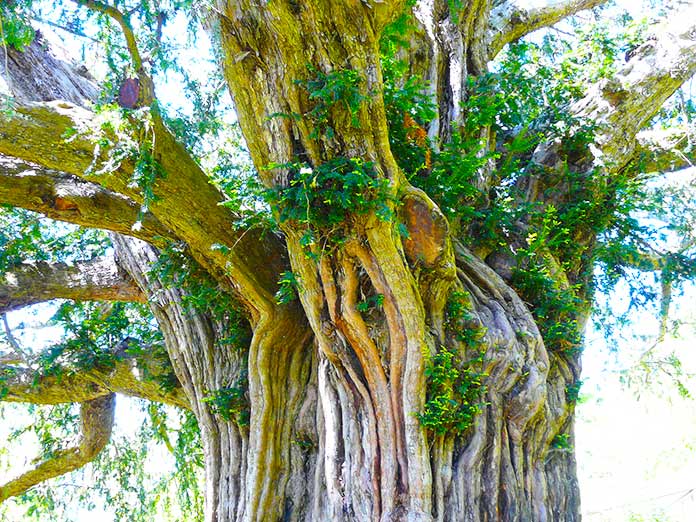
[0,256,145,313]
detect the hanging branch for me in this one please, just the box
[0,394,116,504]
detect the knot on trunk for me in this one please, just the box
[401,193,449,268]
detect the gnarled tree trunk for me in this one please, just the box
[2,1,696,521]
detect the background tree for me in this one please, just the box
[1,0,696,521]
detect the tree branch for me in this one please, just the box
[1,338,188,409]
[2,28,288,314]
[1,33,97,108]
[0,102,287,312]
[0,394,115,504]
[0,155,173,245]
[0,257,145,314]
[1,314,29,364]
[631,125,695,174]
[572,10,696,168]
[525,7,696,193]
[73,0,143,71]
[488,0,608,59]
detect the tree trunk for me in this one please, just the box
[6,1,693,520]
[113,232,578,521]
[111,2,583,519]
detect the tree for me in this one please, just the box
[1,0,695,520]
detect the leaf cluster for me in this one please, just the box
[295,66,366,140]
[0,0,35,50]
[418,291,487,436]
[202,374,250,427]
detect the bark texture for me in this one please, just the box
[1,1,695,521]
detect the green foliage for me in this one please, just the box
[150,241,252,359]
[270,158,392,228]
[381,13,437,180]
[292,434,315,452]
[206,124,273,231]
[356,294,384,313]
[275,271,299,305]
[267,157,392,255]
[511,260,584,356]
[295,66,366,139]
[203,375,250,427]
[151,242,247,324]
[418,291,487,436]
[0,0,35,50]
[418,345,486,436]
[565,380,583,403]
[592,172,696,350]
[89,404,203,522]
[33,301,157,376]
[0,401,204,522]
[551,432,572,450]
[88,108,167,221]
[0,366,17,400]
[0,208,109,272]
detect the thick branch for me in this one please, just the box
[0,257,145,314]
[488,0,608,58]
[2,31,287,314]
[524,7,696,203]
[1,339,188,409]
[0,155,173,244]
[573,10,696,168]
[0,34,97,108]
[0,99,287,314]
[0,394,114,504]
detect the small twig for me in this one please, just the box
[657,273,672,344]
[72,0,143,71]
[586,486,696,514]
[551,26,575,38]
[32,16,107,45]
[1,313,29,361]
[0,9,11,92]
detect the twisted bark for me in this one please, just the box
[1,1,695,521]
